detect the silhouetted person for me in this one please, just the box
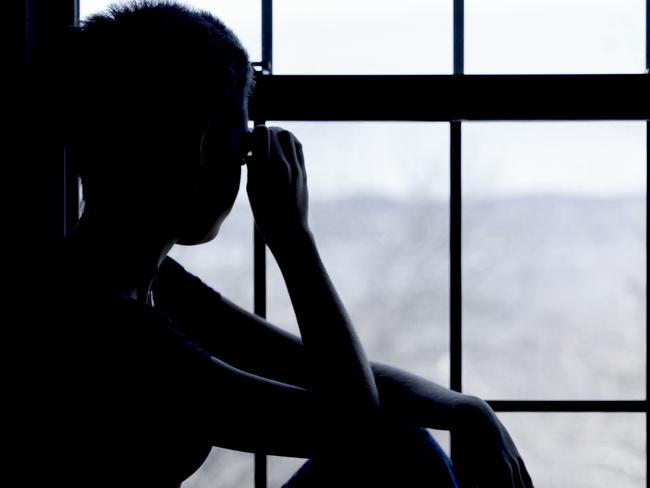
[39,2,533,487]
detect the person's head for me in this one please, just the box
[71,0,253,244]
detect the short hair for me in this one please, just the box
[70,1,252,204]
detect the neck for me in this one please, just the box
[69,207,176,302]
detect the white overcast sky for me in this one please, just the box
[80,0,647,200]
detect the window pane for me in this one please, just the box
[268,456,309,488]
[274,0,453,74]
[463,122,647,400]
[499,413,646,488]
[466,0,646,74]
[80,0,261,61]
[183,449,254,488]
[267,122,450,385]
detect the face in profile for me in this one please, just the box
[175,92,250,246]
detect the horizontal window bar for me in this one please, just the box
[249,74,650,121]
[487,400,648,413]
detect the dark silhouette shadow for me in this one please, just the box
[28,2,533,487]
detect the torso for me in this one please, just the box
[35,238,213,487]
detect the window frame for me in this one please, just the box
[248,0,648,485]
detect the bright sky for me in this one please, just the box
[80,0,647,199]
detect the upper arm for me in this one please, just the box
[154,257,309,387]
[188,350,319,458]
[121,299,320,458]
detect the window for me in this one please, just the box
[76,1,648,487]
[463,121,646,401]
[273,0,453,74]
[266,122,450,384]
[465,0,646,73]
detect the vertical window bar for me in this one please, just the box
[450,0,464,394]
[262,0,273,73]
[253,225,268,488]
[645,0,650,478]
[453,0,464,75]
[253,226,267,320]
[255,2,272,486]
[450,121,462,395]
[645,118,650,488]
[450,0,464,466]
[72,0,79,26]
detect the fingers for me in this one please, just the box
[278,129,301,177]
[249,125,305,182]
[245,125,309,249]
[248,126,285,189]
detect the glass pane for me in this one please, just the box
[80,0,261,61]
[268,456,309,487]
[463,122,647,400]
[429,429,451,457]
[266,122,450,385]
[466,0,646,74]
[499,413,646,488]
[274,0,453,74]
[183,448,254,488]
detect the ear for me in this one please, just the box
[165,126,207,195]
[197,124,227,172]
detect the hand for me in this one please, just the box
[452,397,534,488]
[246,126,310,252]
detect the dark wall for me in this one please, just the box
[9,1,78,257]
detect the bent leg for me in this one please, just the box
[283,425,457,487]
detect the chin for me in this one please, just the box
[197,223,222,244]
[175,214,225,246]
[176,226,220,246]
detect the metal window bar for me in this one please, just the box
[254,1,273,486]
[645,0,650,472]
[253,225,268,488]
[449,0,464,466]
[449,120,462,396]
[450,0,464,399]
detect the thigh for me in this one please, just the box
[283,426,457,487]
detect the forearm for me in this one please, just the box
[272,229,380,413]
[272,234,468,429]
[156,257,471,430]
[371,362,470,431]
